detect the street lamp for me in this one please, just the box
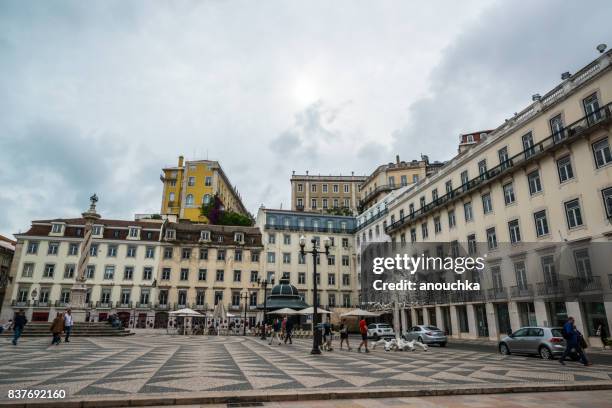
[299,235,330,355]
[257,275,273,340]
[240,290,249,336]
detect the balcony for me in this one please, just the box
[191,303,208,310]
[510,284,533,298]
[385,102,612,234]
[487,287,507,300]
[32,301,50,308]
[96,301,112,309]
[537,281,565,296]
[568,276,602,293]
[264,224,352,235]
[136,303,152,309]
[55,300,70,307]
[360,184,400,209]
[155,303,170,310]
[229,304,241,311]
[11,300,30,307]
[175,303,187,310]
[116,301,133,309]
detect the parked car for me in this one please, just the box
[498,326,578,360]
[367,323,395,340]
[402,325,447,346]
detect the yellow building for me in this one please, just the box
[160,156,248,223]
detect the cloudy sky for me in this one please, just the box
[1,0,611,237]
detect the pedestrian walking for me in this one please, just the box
[323,319,333,351]
[560,316,592,366]
[284,318,293,344]
[357,317,369,353]
[281,316,287,339]
[268,318,282,345]
[64,308,74,343]
[50,312,64,345]
[12,309,27,346]
[339,319,351,351]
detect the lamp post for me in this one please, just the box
[240,291,249,336]
[299,235,330,355]
[257,276,273,340]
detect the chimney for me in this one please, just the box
[306,170,309,175]
[561,72,571,80]
[178,155,184,167]
[396,155,400,164]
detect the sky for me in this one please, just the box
[1,0,611,237]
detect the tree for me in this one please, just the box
[325,207,353,217]
[200,193,254,226]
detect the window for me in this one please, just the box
[420,196,426,208]
[86,265,95,279]
[126,245,137,257]
[92,225,102,236]
[491,266,503,289]
[185,194,194,206]
[198,248,208,260]
[107,245,117,257]
[104,265,115,280]
[140,289,150,305]
[182,248,191,259]
[342,274,350,286]
[267,233,276,244]
[180,268,189,280]
[434,216,441,234]
[47,242,59,255]
[311,183,317,193]
[328,293,336,307]
[124,266,134,280]
[344,184,349,193]
[165,229,175,240]
[344,198,350,208]
[486,227,498,250]
[233,270,241,282]
[534,210,549,237]
[51,223,63,233]
[267,252,275,263]
[557,156,574,182]
[542,255,558,286]
[129,227,139,238]
[251,251,260,262]
[297,183,303,192]
[161,268,171,280]
[527,170,542,195]
[298,272,306,285]
[388,176,395,187]
[522,132,535,158]
[460,170,469,189]
[198,269,207,281]
[298,253,306,264]
[342,255,349,266]
[448,210,456,228]
[42,264,55,278]
[297,197,303,207]
[592,138,612,168]
[550,114,565,142]
[188,176,195,186]
[64,264,75,279]
[603,187,612,219]
[249,270,258,282]
[145,246,154,258]
[583,92,602,124]
[22,263,34,277]
[401,175,408,186]
[514,261,528,289]
[216,270,224,281]
[478,160,487,178]
[498,146,509,166]
[322,184,328,193]
[464,202,473,222]
[445,180,452,193]
[432,188,438,202]
[409,203,415,215]
[143,267,153,280]
[410,228,417,243]
[203,194,211,205]
[327,255,335,265]
[467,234,477,255]
[421,223,428,239]
[169,192,175,202]
[217,249,226,261]
[164,247,173,259]
[205,176,212,186]
[328,273,336,285]
[564,199,583,229]
[481,193,493,214]
[68,243,79,256]
[508,220,521,244]
[503,183,515,205]
[234,249,243,262]
[413,174,419,183]
[322,198,328,208]
[89,243,99,257]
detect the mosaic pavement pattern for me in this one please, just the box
[1,334,612,400]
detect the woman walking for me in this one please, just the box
[339,319,351,351]
[50,312,64,345]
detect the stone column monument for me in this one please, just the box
[70,194,101,322]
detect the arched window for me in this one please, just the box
[186,194,194,206]
[203,194,211,204]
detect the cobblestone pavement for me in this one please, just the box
[1,334,612,401]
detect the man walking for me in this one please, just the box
[50,312,65,345]
[560,316,591,366]
[268,318,282,345]
[284,318,293,344]
[12,309,27,346]
[357,317,369,353]
[64,308,74,343]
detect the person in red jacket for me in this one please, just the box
[357,318,369,353]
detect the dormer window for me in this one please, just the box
[128,227,140,239]
[217,235,224,243]
[92,225,103,237]
[165,229,176,240]
[234,232,244,243]
[200,231,210,241]
[50,223,64,235]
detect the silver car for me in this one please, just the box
[403,325,448,347]
[498,326,573,360]
[367,323,395,340]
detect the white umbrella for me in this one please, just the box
[212,303,227,320]
[268,307,298,315]
[169,308,202,317]
[298,307,331,315]
[340,308,380,317]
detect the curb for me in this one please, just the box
[2,381,612,407]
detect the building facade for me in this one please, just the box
[156,222,263,327]
[290,172,367,215]
[256,208,359,311]
[160,156,248,222]
[377,50,612,345]
[359,155,444,212]
[0,235,16,316]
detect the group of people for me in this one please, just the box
[267,317,294,345]
[49,308,74,345]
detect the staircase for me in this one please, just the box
[1,322,134,337]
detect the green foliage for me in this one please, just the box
[200,193,254,226]
[325,207,353,216]
[218,211,254,226]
